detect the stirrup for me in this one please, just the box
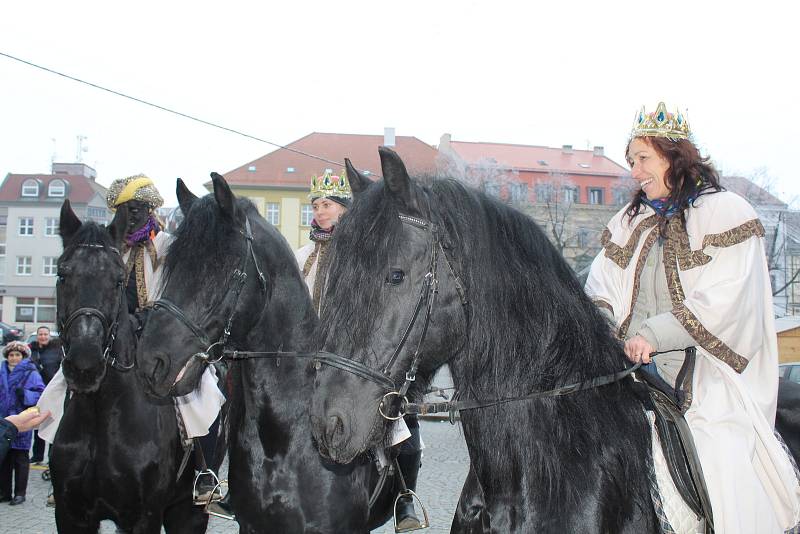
[204,482,235,520]
[393,489,430,533]
[193,469,223,506]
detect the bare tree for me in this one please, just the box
[535,172,578,254]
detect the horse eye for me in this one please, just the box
[386,269,405,285]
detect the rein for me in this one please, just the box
[58,243,134,372]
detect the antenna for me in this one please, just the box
[50,138,57,167]
[75,135,88,162]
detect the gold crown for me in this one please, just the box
[630,101,691,141]
[309,169,352,200]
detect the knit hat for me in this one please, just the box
[3,341,31,359]
[106,174,164,210]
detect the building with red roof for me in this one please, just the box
[212,130,438,249]
[0,163,108,331]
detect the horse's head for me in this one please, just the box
[310,148,469,463]
[137,173,271,397]
[57,200,129,393]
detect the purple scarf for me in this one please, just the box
[126,215,159,246]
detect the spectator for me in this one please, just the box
[28,326,61,464]
[0,341,45,505]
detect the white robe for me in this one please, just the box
[585,191,800,533]
[38,231,224,442]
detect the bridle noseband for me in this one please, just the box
[150,217,268,366]
[58,243,133,372]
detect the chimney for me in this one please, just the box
[593,146,604,157]
[384,127,396,147]
[439,133,452,152]
[562,144,573,154]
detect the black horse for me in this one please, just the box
[135,174,397,533]
[52,201,207,534]
[310,148,661,533]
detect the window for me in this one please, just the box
[45,217,58,236]
[48,179,66,197]
[15,297,55,323]
[509,183,529,203]
[588,188,604,205]
[266,203,280,226]
[87,207,107,223]
[301,204,313,226]
[18,217,34,236]
[577,228,590,248]
[16,256,32,275]
[535,183,553,203]
[563,187,579,204]
[42,257,57,276]
[21,179,39,197]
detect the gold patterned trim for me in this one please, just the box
[602,215,659,269]
[617,227,660,340]
[123,241,159,310]
[662,218,749,373]
[672,218,765,271]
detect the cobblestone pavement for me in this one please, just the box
[0,420,469,534]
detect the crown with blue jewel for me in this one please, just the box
[309,169,352,200]
[630,101,692,141]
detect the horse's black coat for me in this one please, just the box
[136,175,396,533]
[311,148,660,533]
[52,200,207,534]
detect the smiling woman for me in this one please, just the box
[586,101,800,533]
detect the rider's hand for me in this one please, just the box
[5,409,52,432]
[624,335,654,364]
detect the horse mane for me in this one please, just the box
[162,196,259,304]
[322,177,651,513]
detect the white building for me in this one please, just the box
[0,163,108,334]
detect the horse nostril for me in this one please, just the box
[326,414,345,447]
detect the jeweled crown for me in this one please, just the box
[309,169,352,200]
[630,101,692,141]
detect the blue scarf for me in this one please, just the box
[642,193,698,218]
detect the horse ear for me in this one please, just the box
[345,158,371,196]
[59,199,82,247]
[107,204,129,248]
[379,146,415,210]
[176,178,198,216]
[210,172,237,220]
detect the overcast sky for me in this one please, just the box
[1,0,797,206]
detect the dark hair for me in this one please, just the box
[37,325,50,333]
[624,136,722,222]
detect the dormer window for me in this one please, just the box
[21,179,39,197]
[48,179,66,197]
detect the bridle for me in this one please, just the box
[150,217,268,366]
[313,212,469,420]
[311,212,642,422]
[57,243,133,372]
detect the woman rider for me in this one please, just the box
[586,102,800,533]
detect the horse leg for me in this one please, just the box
[163,499,209,534]
[54,506,100,534]
[450,465,489,534]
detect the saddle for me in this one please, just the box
[635,347,715,533]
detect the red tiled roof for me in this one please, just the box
[221,132,439,188]
[446,141,630,177]
[0,173,105,203]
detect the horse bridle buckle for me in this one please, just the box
[378,391,408,421]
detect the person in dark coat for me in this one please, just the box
[28,326,61,463]
[0,341,45,505]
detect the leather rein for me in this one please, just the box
[226,212,643,421]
